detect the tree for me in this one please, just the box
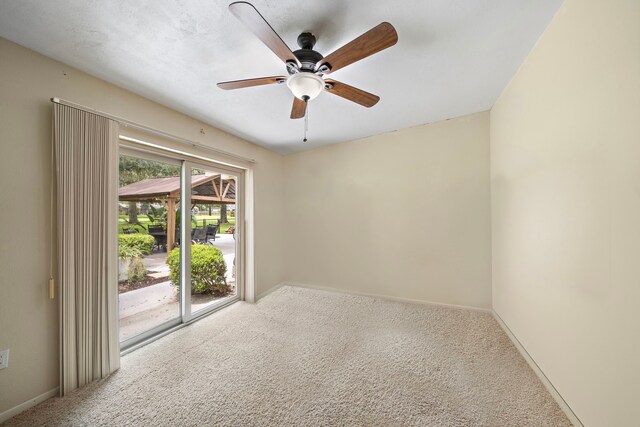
[119,155,180,224]
[128,201,138,223]
[119,155,180,186]
[220,204,228,224]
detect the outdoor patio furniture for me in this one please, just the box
[205,224,218,243]
[147,225,167,252]
[192,227,207,244]
[174,225,201,246]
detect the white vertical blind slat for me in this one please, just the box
[54,104,120,395]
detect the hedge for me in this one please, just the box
[118,233,155,257]
[167,244,228,295]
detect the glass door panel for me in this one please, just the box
[189,166,238,315]
[118,153,182,345]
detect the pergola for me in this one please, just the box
[119,173,236,249]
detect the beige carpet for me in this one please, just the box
[5,286,571,426]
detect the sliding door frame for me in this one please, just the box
[118,143,247,350]
[183,160,244,323]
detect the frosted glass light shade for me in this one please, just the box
[286,72,324,100]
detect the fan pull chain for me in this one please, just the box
[303,96,309,143]
[304,104,309,142]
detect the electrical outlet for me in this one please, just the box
[0,349,9,369]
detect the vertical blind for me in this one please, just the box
[53,103,120,394]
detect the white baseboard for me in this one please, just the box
[256,282,287,301]
[492,311,583,427]
[279,281,492,313]
[0,387,59,424]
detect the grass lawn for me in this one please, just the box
[119,214,236,234]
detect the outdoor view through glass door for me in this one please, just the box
[118,154,182,343]
[189,166,237,314]
[117,150,241,347]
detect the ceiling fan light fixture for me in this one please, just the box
[286,72,324,101]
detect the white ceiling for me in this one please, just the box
[0,0,562,154]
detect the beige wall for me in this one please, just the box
[3,0,638,420]
[490,0,640,425]
[283,112,492,309]
[0,37,285,414]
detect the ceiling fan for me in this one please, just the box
[217,1,398,126]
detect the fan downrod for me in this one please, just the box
[297,32,316,49]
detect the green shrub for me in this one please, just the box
[167,245,228,295]
[127,257,146,282]
[118,234,154,256]
[118,245,142,260]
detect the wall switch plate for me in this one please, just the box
[0,349,9,369]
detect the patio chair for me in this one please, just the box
[205,224,218,243]
[192,227,207,244]
[147,225,166,252]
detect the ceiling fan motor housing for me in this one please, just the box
[291,32,324,73]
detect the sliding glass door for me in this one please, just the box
[117,153,182,343]
[117,149,242,348]
[187,164,239,316]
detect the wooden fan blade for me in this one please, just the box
[324,79,380,107]
[290,97,307,119]
[229,2,300,66]
[317,22,398,74]
[217,76,287,90]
